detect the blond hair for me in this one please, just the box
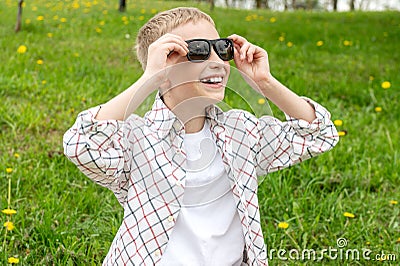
[135,7,215,70]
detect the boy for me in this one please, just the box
[63,7,339,265]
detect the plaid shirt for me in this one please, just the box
[63,94,338,265]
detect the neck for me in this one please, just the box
[184,116,206,133]
[162,94,211,133]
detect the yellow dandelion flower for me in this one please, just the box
[278,222,289,229]
[37,15,44,21]
[374,107,382,112]
[343,40,352,46]
[6,168,13,173]
[102,10,108,15]
[316,40,324,46]
[53,15,59,20]
[2,209,17,215]
[269,17,276,23]
[42,80,47,85]
[287,42,293,48]
[278,36,285,42]
[85,2,92,8]
[4,221,15,231]
[73,52,80,57]
[17,45,27,54]
[140,8,146,14]
[366,241,370,245]
[396,237,400,243]
[99,21,105,26]
[389,200,398,205]
[84,8,90,13]
[334,119,343,126]
[123,21,129,25]
[344,212,355,218]
[32,6,38,11]
[121,16,128,22]
[338,131,347,137]
[47,33,53,38]
[369,75,374,81]
[151,9,157,14]
[381,81,391,89]
[37,59,44,65]
[60,18,67,23]
[95,27,102,33]
[14,153,20,158]
[245,16,252,22]
[72,2,80,9]
[139,16,145,21]
[258,98,266,105]
[25,19,31,24]
[8,257,19,264]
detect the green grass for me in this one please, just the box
[1,0,399,265]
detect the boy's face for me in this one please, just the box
[161,20,230,110]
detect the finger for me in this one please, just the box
[227,34,247,46]
[240,42,251,60]
[163,43,188,59]
[232,45,241,63]
[247,45,256,63]
[252,45,268,61]
[153,34,189,54]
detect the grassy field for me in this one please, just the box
[1,0,399,265]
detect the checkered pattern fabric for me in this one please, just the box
[63,94,339,265]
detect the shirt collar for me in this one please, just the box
[144,93,225,138]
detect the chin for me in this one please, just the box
[202,87,225,105]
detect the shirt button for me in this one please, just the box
[154,250,161,257]
[168,215,174,222]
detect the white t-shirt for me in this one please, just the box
[159,121,245,266]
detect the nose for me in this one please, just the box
[205,59,230,79]
[208,47,224,64]
[208,52,227,71]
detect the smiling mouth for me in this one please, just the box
[199,76,224,85]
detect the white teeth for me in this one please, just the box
[200,77,223,83]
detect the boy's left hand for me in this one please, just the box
[228,34,272,84]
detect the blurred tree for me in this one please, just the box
[332,0,338,11]
[255,0,270,9]
[119,0,126,12]
[349,0,355,10]
[210,0,215,10]
[283,0,289,10]
[15,0,24,32]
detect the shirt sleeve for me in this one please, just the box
[253,97,339,176]
[63,106,132,205]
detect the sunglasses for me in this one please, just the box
[185,38,234,62]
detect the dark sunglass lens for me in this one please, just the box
[187,41,210,61]
[215,39,233,60]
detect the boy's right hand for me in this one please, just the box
[143,33,189,84]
